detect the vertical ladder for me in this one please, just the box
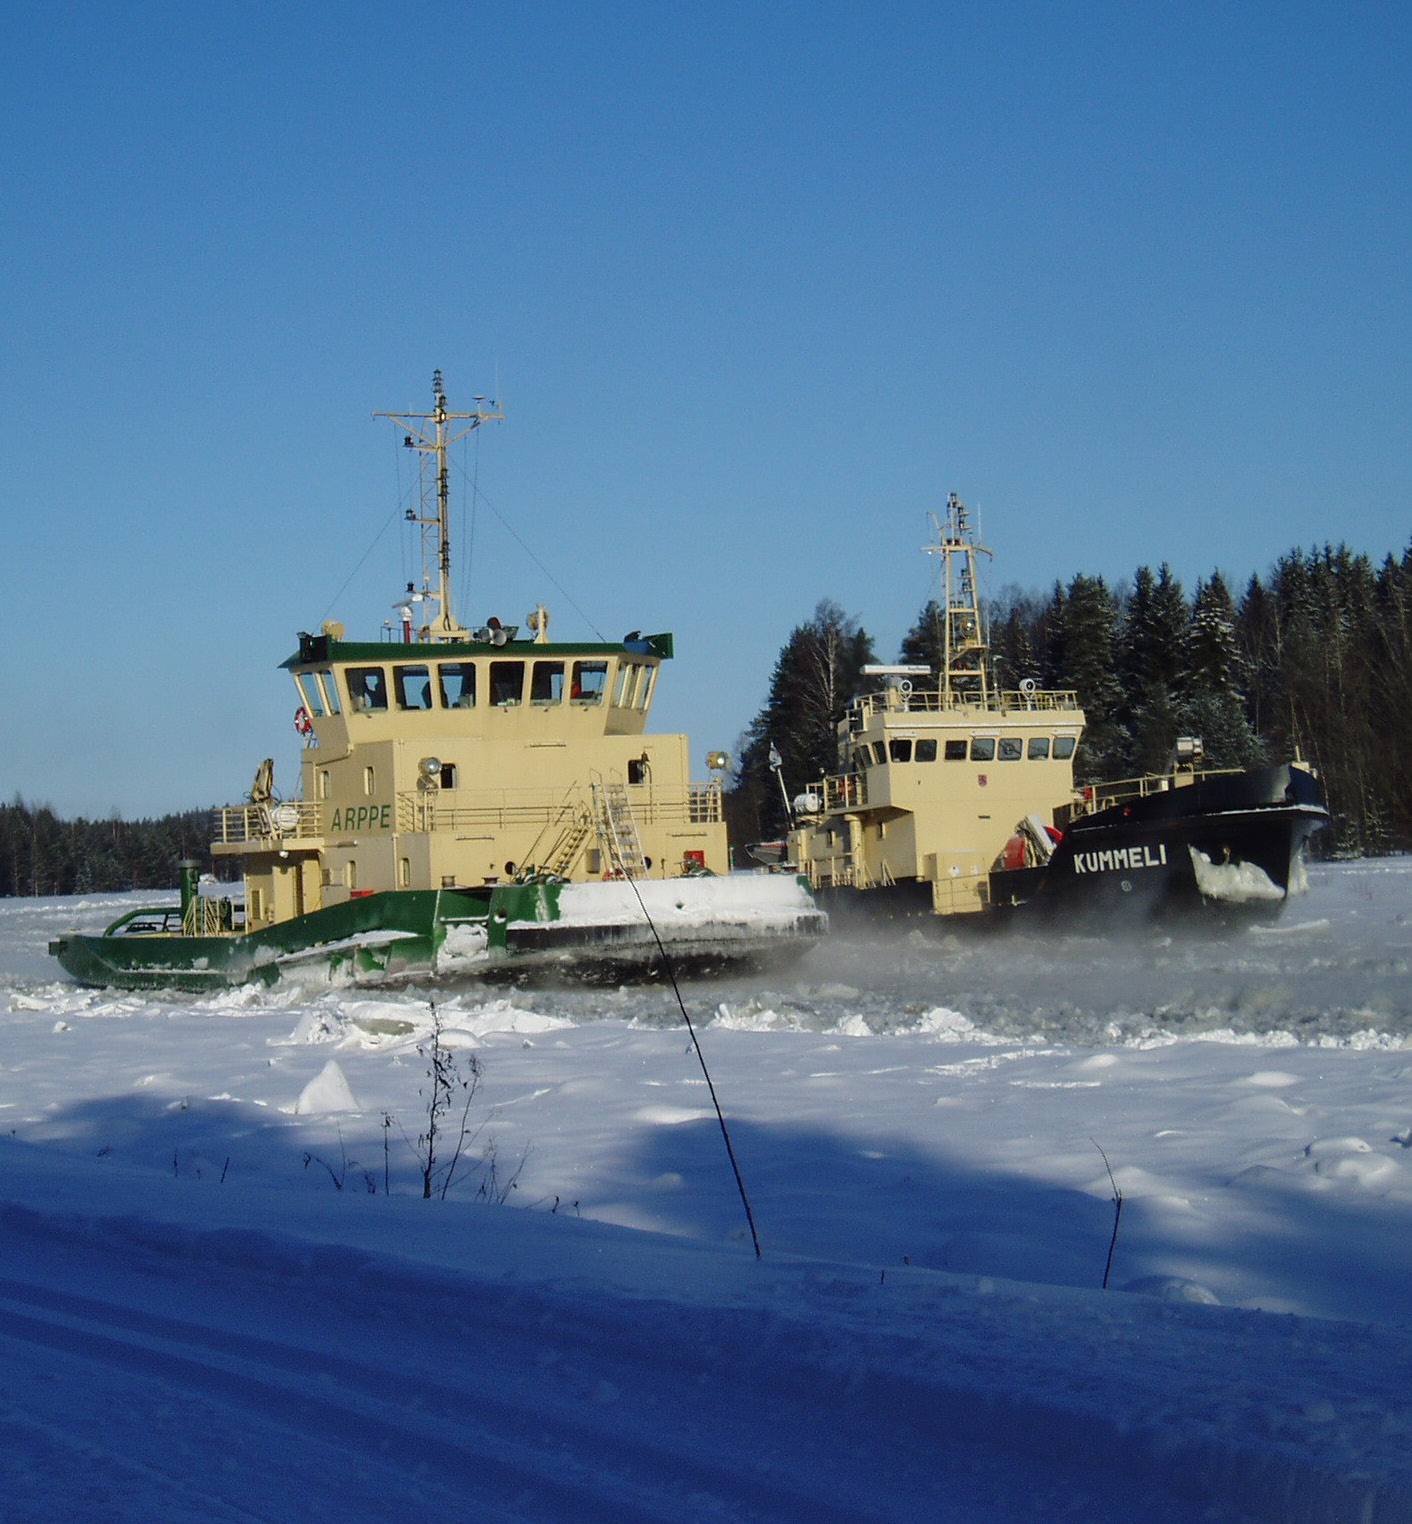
[592,777,647,878]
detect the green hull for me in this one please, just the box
[49,880,825,992]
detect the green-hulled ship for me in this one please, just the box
[50,375,824,991]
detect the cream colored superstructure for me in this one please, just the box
[209,374,727,931]
[791,495,1086,915]
[213,631,727,930]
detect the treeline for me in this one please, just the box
[731,541,1412,856]
[0,800,213,898]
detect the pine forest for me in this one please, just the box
[731,542,1412,859]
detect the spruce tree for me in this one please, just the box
[1179,572,1262,768]
[1056,574,1128,781]
[732,600,877,842]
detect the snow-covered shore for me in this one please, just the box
[3,860,1412,1520]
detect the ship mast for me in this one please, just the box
[924,492,993,707]
[375,370,503,642]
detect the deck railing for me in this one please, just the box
[211,800,323,845]
[1062,765,1247,821]
[847,688,1080,728]
[396,781,723,836]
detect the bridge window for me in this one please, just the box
[944,740,967,761]
[531,661,565,704]
[294,673,326,717]
[998,737,1023,761]
[347,667,388,712]
[571,661,607,703]
[490,661,524,706]
[1028,736,1051,760]
[1054,735,1077,760]
[889,738,913,762]
[438,662,476,708]
[970,738,996,762]
[915,739,937,762]
[394,664,433,710]
[872,742,887,765]
[318,671,340,714]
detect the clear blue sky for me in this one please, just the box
[3,2,1408,819]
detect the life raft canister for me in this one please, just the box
[1001,833,1028,871]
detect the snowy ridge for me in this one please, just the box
[5,1181,1412,1524]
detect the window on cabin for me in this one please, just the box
[294,673,326,717]
[570,661,607,703]
[438,662,476,708]
[318,770,330,800]
[971,738,996,762]
[944,739,968,760]
[628,757,649,785]
[1054,735,1077,760]
[489,661,524,706]
[872,742,887,765]
[1028,736,1051,760]
[394,664,433,710]
[440,763,457,789]
[399,857,410,889]
[998,737,1023,761]
[345,861,357,891]
[889,738,913,762]
[364,766,375,795]
[530,661,565,704]
[637,666,656,710]
[613,663,633,706]
[318,671,341,714]
[347,667,388,711]
[915,738,938,762]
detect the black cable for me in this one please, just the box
[613,862,762,1260]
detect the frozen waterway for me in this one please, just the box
[3,859,1412,1520]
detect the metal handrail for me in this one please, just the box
[847,688,1080,724]
[211,800,322,844]
[396,781,723,836]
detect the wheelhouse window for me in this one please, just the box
[1054,735,1077,760]
[571,661,607,703]
[944,739,967,761]
[438,662,476,708]
[613,661,655,709]
[294,673,326,717]
[970,737,996,762]
[490,661,524,706]
[888,738,913,762]
[872,742,887,766]
[318,670,341,714]
[394,664,433,710]
[347,667,388,712]
[915,739,938,762]
[998,737,1023,761]
[530,661,565,704]
[1028,736,1051,760]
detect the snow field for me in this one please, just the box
[2,859,1412,1519]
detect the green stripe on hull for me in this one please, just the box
[49,888,497,993]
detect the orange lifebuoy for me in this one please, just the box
[294,706,313,737]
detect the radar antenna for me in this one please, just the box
[374,370,502,642]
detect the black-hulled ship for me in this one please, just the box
[788,496,1327,926]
